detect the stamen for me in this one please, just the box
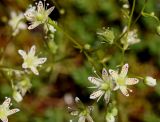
[94,70,102,80]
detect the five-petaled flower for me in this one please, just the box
[0,97,20,122]
[69,97,94,122]
[24,0,55,29]
[8,11,27,36]
[109,63,139,96]
[88,68,114,103]
[18,45,47,75]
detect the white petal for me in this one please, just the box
[7,109,20,116]
[28,45,36,56]
[125,78,139,85]
[102,68,109,81]
[119,86,129,96]
[2,98,11,108]
[120,63,129,78]
[90,90,104,99]
[36,58,47,65]
[1,117,8,122]
[30,66,39,75]
[18,50,27,59]
[104,91,110,104]
[24,7,36,21]
[109,69,118,80]
[78,116,85,122]
[28,22,41,30]
[46,6,55,16]
[37,1,44,13]
[88,77,102,86]
[22,62,28,69]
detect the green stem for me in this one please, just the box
[48,18,83,50]
[131,0,147,27]
[128,0,136,30]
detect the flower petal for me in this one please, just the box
[37,1,44,13]
[28,45,36,56]
[88,77,102,86]
[36,58,47,65]
[78,116,85,122]
[46,6,55,16]
[90,90,104,100]
[28,22,41,30]
[109,69,118,80]
[104,91,110,104]
[22,62,28,69]
[1,117,8,122]
[30,66,39,75]
[18,50,27,59]
[119,86,129,96]
[2,98,11,108]
[120,63,129,78]
[7,109,20,116]
[125,78,139,85]
[24,7,36,21]
[102,68,109,81]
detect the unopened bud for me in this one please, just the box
[144,76,156,87]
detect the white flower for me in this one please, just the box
[69,97,94,122]
[0,97,20,122]
[109,63,139,96]
[88,68,114,103]
[8,11,27,36]
[18,45,47,75]
[106,113,115,122]
[121,26,141,50]
[145,76,157,87]
[24,1,55,29]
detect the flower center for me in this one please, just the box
[36,13,45,21]
[117,77,125,85]
[25,56,36,67]
[0,106,7,118]
[100,82,109,91]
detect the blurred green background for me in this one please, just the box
[0,0,160,122]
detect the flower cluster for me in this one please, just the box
[89,64,139,98]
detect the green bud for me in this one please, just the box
[157,25,160,35]
[97,28,115,44]
[13,90,23,102]
[111,107,118,116]
[48,39,58,54]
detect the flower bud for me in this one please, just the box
[144,76,156,87]
[97,28,115,44]
[13,91,23,102]
[157,25,160,36]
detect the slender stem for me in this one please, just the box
[131,0,147,27]
[128,0,136,30]
[48,18,102,74]
[48,18,83,50]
